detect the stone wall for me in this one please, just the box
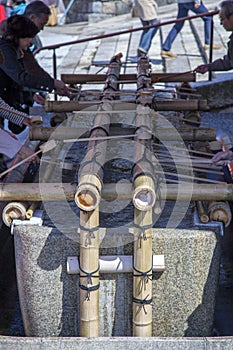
[64,0,176,24]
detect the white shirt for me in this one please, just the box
[0,129,21,159]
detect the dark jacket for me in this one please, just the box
[208,33,233,71]
[23,48,52,79]
[0,38,54,107]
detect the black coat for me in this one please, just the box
[0,38,54,107]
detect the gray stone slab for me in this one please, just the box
[193,74,233,109]
[1,336,233,350]
[13,226,220,337]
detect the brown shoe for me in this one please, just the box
[203,43,221,50]
[161,50,177,58]
[137,48,147,58]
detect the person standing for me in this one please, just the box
[195,1,233,74]
[132,0,159,58]
[161,0,221,59]
[0,15,69,132]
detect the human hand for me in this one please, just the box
[23,116,32,126]
[33,93,45,105]
[54,79,71,97]
[194,3,200,8]
[212,150,233,165]
[194,64,209,74]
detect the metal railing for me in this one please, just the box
[34,9,219,81]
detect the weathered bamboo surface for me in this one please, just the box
[79,209,99,337]
[196,201,209,223]
[207,200,232,227]
[132,95,153,336]
[78,53,123,337]
[2,201,28,227]
[29,126,216,141]
[2,182,233,201]
[61,72,196,85]
[133,208,153,336]
[44,99,208,113]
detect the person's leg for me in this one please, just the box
[190,1,211,45]
[138,18,159,53]
[162,3,188,51]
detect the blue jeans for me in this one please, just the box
[162,1,211,51]
[139,18,159,52]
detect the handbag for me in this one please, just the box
[46,4,58,26]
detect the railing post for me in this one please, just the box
[52,48,57,100]
[208,16,214,81]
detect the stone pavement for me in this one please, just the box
[36,0,232,90]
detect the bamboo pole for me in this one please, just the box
[61,72,196,84]
[155,128,216,141]
[133,175,156,211]
[133,208,153,336]
[29,126,136,141]
[133,60,154,335]
[25,201,39,219]
[29,126,87,141]
[79,208,99,337]
[77,53,123,337]
[44,99,209,113]
[207,200,232,227]
[3,182,233,201]
[29,126,216,142]
[2,201,28,227]
[196,201,209,223]
[75,174,102,211]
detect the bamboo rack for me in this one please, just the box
[4,49,229,339]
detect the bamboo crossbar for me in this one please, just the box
[61,72,196,85]
[2,182,233,201]
[44,99,209,113]
[29,126,216,141]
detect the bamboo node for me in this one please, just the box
[134,223,152,243]
[79,262,99,284]
[133,266,153,293]
[80,224,99,246]
[132,295,153,315]
[79,282,100,301]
